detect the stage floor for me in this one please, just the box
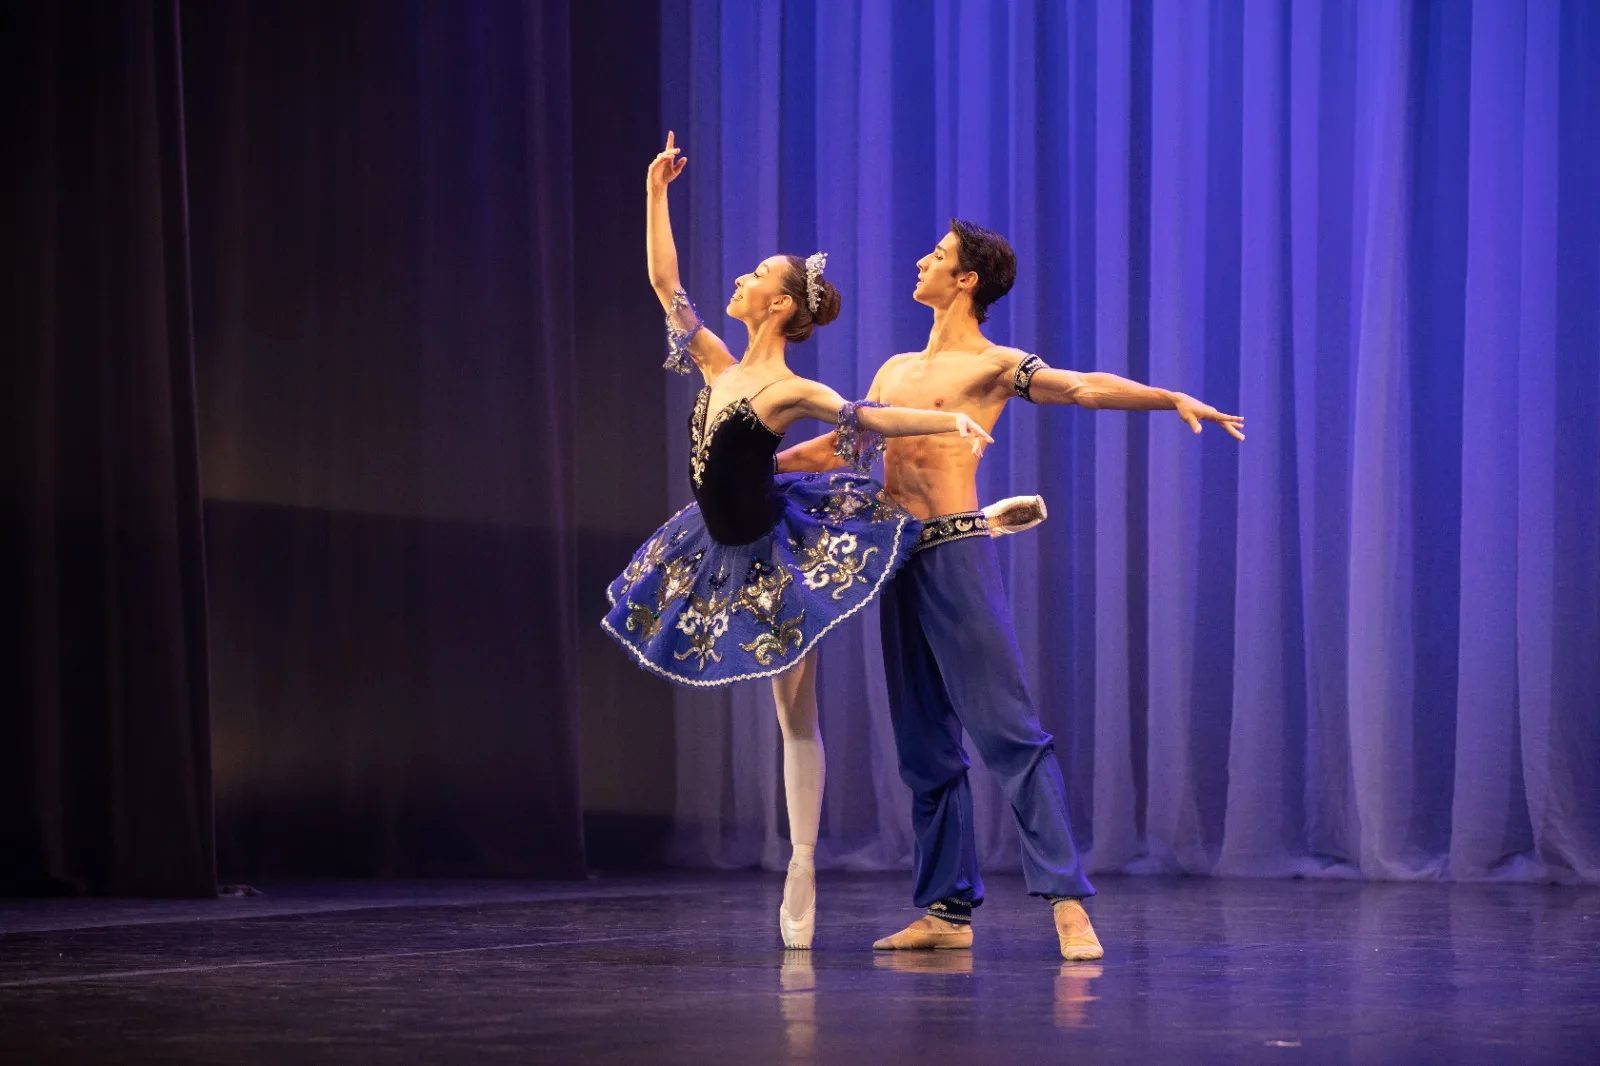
[1,872,1596,1064]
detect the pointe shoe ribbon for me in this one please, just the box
[871,915,973,951]
[779,858,816,950]
[1053,899,1104,962]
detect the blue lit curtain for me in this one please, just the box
[659,0,1600,884]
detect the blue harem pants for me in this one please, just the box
[879,516,1095,910]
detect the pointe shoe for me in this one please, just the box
[779,859,815,949]
[982,494,1048,536]
[871,914,973,951]
[1053,898,1104,961]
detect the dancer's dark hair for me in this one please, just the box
[949,219,1017,324]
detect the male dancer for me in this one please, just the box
[777,220,1244,960]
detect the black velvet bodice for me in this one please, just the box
[688,387,784,546]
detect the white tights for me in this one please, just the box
[772,652,822,915]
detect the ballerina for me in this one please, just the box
[603,133,993,950]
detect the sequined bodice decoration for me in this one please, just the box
[688,386,785,545]
[687,387,716,487]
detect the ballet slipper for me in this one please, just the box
[1053,898,1104,962]
[871,914,973,951]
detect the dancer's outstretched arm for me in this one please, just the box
[855,404,991,453]
[770,378,993,461]
[999,347,1245,440]
[772,358,897,473]
[646,132,736,383]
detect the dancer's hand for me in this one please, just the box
[983,495,1048,536]
[647,131,688,193]
[1173,393,1244,441]
[954,413,994,457]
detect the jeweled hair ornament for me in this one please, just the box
[804,252,828,313]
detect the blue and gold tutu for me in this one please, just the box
[604,471,917,687]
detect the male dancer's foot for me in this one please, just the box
[872,913,973,950]
[1052,898,1104,961]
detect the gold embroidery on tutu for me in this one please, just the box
[619,530,670,590]
[735,565,805,666]
[797,529,880,600]
[812,482,900,525]
[673,591,734,669]
[625,550,702,641]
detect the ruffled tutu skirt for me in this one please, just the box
[603,472,920,687]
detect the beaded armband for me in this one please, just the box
[1013,354,1048,402]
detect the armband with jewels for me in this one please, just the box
[1013,354,1047,402]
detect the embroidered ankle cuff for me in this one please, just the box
[926,898,973,924]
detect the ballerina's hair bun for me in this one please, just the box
[779,253,842,342]
[810,277,841,327]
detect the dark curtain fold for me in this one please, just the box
[568,0,677,868]
[1,0,216,897]
[180,0,585,880]
[3,0,588,893]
